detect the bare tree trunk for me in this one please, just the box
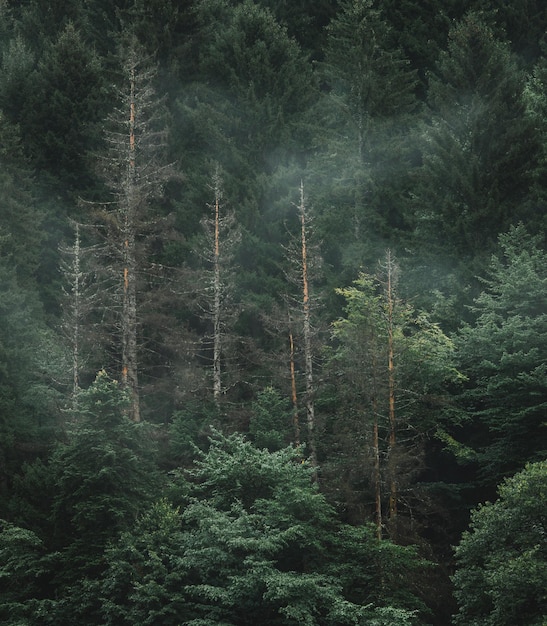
[63,222,83,411]
[212,174,222,404]
[385,249,397,537]
[288,311,300,446]
[120,64,140,422]
[299,181,318,474]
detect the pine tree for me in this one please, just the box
[311,0,418,276]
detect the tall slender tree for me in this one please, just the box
[298,182,318,473]
[94,37,173,422]
[196,167,240,405]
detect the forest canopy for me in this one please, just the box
[0,1,546,624]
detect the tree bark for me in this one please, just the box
[299,181,318,474]
[385,249,397,537]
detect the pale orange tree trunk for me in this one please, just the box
[298,181,318,473]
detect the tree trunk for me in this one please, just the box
[385,249,397,537]
[120,64,140,422]
[299,181,318,474]
[212,174,222,404]
[288,311,300,446]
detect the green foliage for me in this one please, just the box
[102,432,424,625]
[0,257,62,497]
[452,460,547,626]
[49,372,161,577]
[414,13,540,264]
[0,520,51,624]
[310,0,419,276]
[249,386,293,451]
[12,22,107,193]
[452,225,547,482]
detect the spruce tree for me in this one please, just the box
[448,225,547,485]
[414,13,540,268]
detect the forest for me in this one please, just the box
[0,0,546,624]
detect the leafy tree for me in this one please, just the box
[452,460,547,626]
[446,224,547,484]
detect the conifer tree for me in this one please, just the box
[414,13,540,266]
[93,37,174,422]
[313,0,418,274]
[330,258,459,537]
[447,225,547,485]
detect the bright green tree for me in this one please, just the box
[327,261,459,536]
[452,460,547,626]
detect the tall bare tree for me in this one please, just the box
[94,37,173,422]
[198,167,240,405]
[298,181,318,472]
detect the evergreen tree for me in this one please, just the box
[446,224,547,485]
[452,460,547,626]
[174,0,317,232]
[327,261,459,536]
[101,432,425,625]
[18,22,107,194]
[413,13,540,275]
[311,0,418,277]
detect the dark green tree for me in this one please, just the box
[17,22,107,194]
[174,0,317,232]
[101,432,426,625]
[311,0,418,277]
[452,460,547,626]
[413,13,540,272]
[43,371,160,622]
[444,225,547,485]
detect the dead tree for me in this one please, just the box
[93,38,173,421]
